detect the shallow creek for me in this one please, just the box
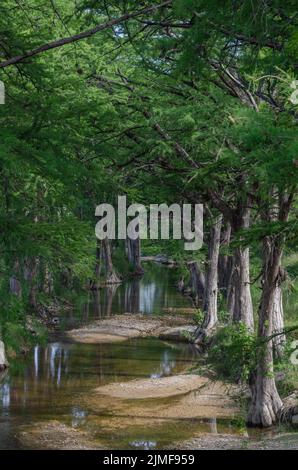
[0,263,288,449]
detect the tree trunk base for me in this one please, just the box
[279,392,298,426]
[194,325,216,347]
[248,381,283,427]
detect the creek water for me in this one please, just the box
[0,262,277,449]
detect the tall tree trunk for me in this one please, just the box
[230,206,254,330]
[126,237,144,276]
[218,222,232,295]
[187,261,205,305]
[102,238,121,284]
[268,192,286,358]
[248,236,283,427]
[90,239,102,289]
[9,260,22,297]
[271,276,286,358]
[231,246,254,329]
[226,256,236,315]
[195,215,222,343]
[201,214,222,330]
[28,257,39,309]
[248,192,293,427]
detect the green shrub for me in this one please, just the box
[193,309,204,325]
[209,323,256,382]
[274,339,298,397]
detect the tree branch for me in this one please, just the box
[0,1,172,69]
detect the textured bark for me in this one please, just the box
[187,261,205,304]
[126,237,144,276]
[226,256,236,316]
[248,236,283,427]
[231,246,254,329]
[102,238,121,284]
[248,192,294,427]
[271,282,285,358]
[195,215,222,343]
[201,215,222,330]
[90,239,102,290]
[218,222,232,295]
[230,207,254,330]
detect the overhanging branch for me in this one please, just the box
[0,1,172,69]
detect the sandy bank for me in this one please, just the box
[95,374,206,399]
[87,373,240,421]
[67,314,196,344]
[18,421,101,450]
[172,432,298,450]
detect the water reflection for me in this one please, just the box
[71,406,87,427]
[0,263,197,449]
[0,338,197,429]
[150,351,176,379]
[80,263,192,323]
[0,383,10,409]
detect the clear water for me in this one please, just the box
[0,262,291,449]
[63,262,192,329]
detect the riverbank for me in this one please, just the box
[171,433,298,450]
